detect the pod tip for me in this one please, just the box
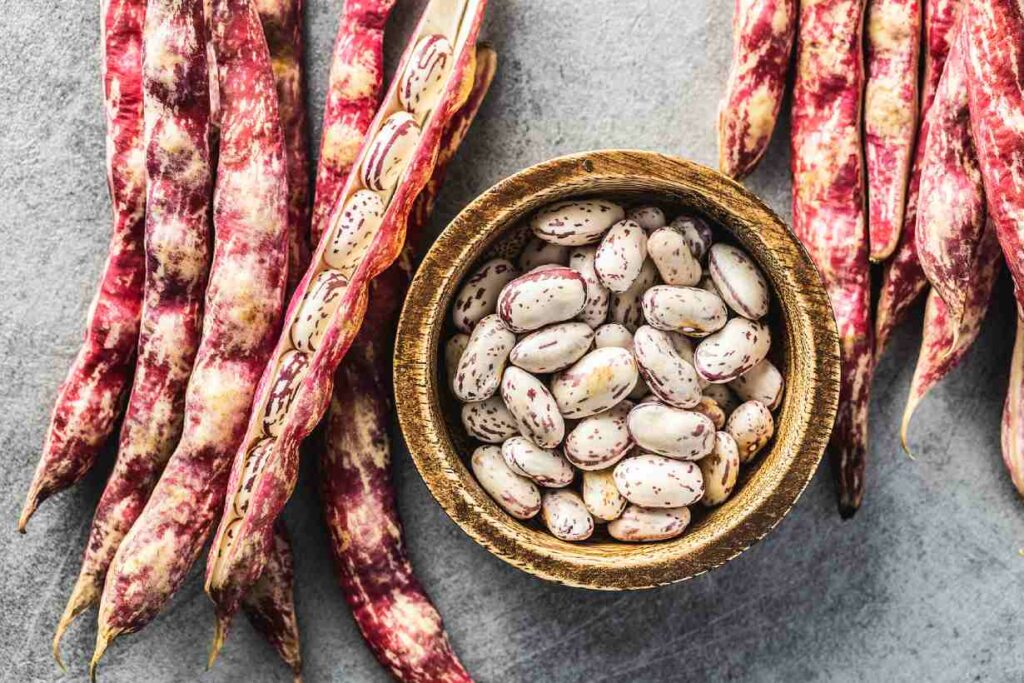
[207,616,228,671]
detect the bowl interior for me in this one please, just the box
[395,150,840,589]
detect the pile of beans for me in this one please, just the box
[446,198,785,543]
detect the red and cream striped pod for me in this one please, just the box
[791,0,871,518]
[320,46,495,683]
[864,0,921,260]
[91,0,289,673]
[902,222,999,450]
[875,0,961,355]
[205,0,487,644]
[916,19,985,344]
[310,0,398,245]
[256,0,311,293]
[965,0,1024,316]
[717,0,796,180]
[19,0,149,531]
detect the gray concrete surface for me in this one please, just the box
[3,1,1023,681]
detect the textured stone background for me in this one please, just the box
[3,1,1023,681]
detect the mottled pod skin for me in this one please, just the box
[875,0,960,355]
[717,0,796,179]
[20,0,148,531]
[903,224,1000,450]
[92,0,290,672]
[864,0,921,261]
[916,23,985,344]
[205,4,487,656]
[60,0,216,653]
[791,0,872,518]
[240,522,302,677]
[321,48,494,682]
[310,0,398,245]
[1003,317,1024,497]
[965,0,1024,317]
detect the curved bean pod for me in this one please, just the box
[1003,317,1024,497]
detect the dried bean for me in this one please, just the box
[502,436,574,488]
[501,367,565,449]
[361,111,422,192]
[518,237,569,271]
[607,505,690,542]
[530,198,625,246]
[444,333,470,391]
[550,347,639,418]
[692,396,726,430]
[703,383,740,415]
[497,266,587,333]
[593,322,634,350]
[400,34,454,124]
[693,318,770,383]
[563,401,634,470]
[324,190,387,278]
[510,321,594,374]
[613,453,704,508]
[568,245,611,327]
[633,326,702,409]
[648,226,702,286]
[452,257,519,333]
[609,258,659,332]
[541,489,594,541]
[471,445,542,519]
[708,243,769,320]
[729,358,784,410]
[581,468,628,521]
[595,219,649,293]
[461,394,518,443]
[641,285,727,336]
[669,216,713,261]
[698,432,740,507]
[627,402,715,461]
[725,400,774,463]
[291,269,348,353]
[454,314,516,403]
[627,205,667,231]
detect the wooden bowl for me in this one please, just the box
[394,150,840,590]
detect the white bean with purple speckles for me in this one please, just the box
[563,401,634,470]
[699,432,740,506]
[550,347,639,419]
[693,318,771,384]
[692,396,726,429]
[471,445,541,519]
[291,269,348,353]
[593,323,634,351]
[452,258,519,333]
[568,246,610,327]
[627,402,715,460]
[609,258,660,332]
[444,333,469,391]
[641,285,728,337]
[729,358,784,410]
[726,400,774,463]
[582,468,628,521]
[703,383,740,415]
[612,453,704,508]
[633,326,702,409]
[608,505,691,542]
[500,366,565,449]
[453,314,516,402]
[595,219,648,293]
[518,236,570,271]
[398,34,453,124]
[323,190,386,278]
[627,205,667,231]
[509,322,594,374]
[708,243,770,320]
[670,215,713,261]
[501,436,574,488]
[496,266,587,333]
[361,111,421,192]
[541,489,594,541]
[530,198,625,246]
[648,226,702,286]
[461,395,519,443]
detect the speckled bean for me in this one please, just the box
[471,445,541,520]
[708,243,770,319]
[262,351,309,437]
[609,258,659,332]
[398,34,453,124]
[607,505,690,542]
[699,432,740,506]
[641,285,728,337]
[669,216,713,261]
[703,383,740,415]
[497,266,587,333]
[579,469,625,522]
[563,401,634,470]
[595,219,648,293]
[518,237,570,271]
[550,347,639,418]
[452,258,519,333]
[444,333,469,391]
[692,396,726,429]
[593,323,634,350]
[510,321,594,374]
[291,269,347,353]
[323,190,385,278]
[725,400,774,463]
[729,358,784,410]
[612,453,704,508]
[626,402,715,460]
[693,318,771,383]
[453,314,516,402]
[541,489,594,541]
[500,367,565,448]
[461,395,518,444]
[633,326,702,409]
[530,198,625,246]
[568,246,610,327]
[626,205,667,231]
[360,110,421,192]
[648,226,702,286]
[501,436,574,488]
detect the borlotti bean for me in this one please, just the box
[399,34,453,124]
[593,322,634,350]
[648,226,702,286]
[361,110,422,192]
[670,216,713,261]
[568,246,610,327]
[699,432,740,506]
[726,400,775,463]
[291,269,348,353]
[497,266,587,333]
[694,318,771,383]
[613,454,705,508]
[518,237,569,271]
[323,190,386,278]
[703,383,741,415]
[627,402,715,460]
[501,436,574,488]
[730,358,784,410]
[530,198,625,246]
[454,314,516,402]
[541,490,594,541]
[626,205,667,231]
[595,219,648,293]
[708,243,770,319]
[263,351,310,438]
[693,396,727,430]
[500,367,565,449]
[666,331,708,389]
[642,285,728,337]
[452,258,519,333]
[608,505,691,542]
[581,468,627,521]
[609,258,660,332]
[633,326,702,409]
[563,401,634,470]
[550,347,639,418]
[471,446,541,520]
[509,322,594,373]
[461,395,518,443]
[444,333,469,390]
